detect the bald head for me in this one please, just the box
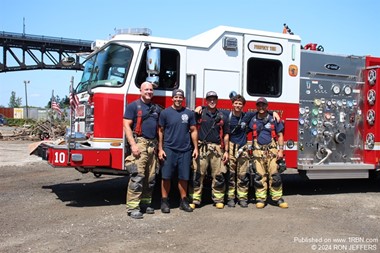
[140,81,153,91]
[140,81,154,103]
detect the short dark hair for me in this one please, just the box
[231,94,246,105]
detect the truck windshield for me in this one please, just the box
[76,44,132,93]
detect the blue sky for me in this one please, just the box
[1,0,379,107]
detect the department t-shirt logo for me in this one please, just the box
[150,111,158,119]
[181,114,189,123]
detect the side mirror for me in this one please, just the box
[146,48,160,86]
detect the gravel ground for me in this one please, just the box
[0,127,380,253]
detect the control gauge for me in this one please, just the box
[343,85,352,95]
[332,84,341,94]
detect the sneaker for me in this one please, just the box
[161,198,170,213]
[215,203,224,209]
[129,210,143,219]
[256,200,265,209]
[227,199,236,208]
[179,198,193,212]
[239,200,248,208]
[275,198,289,209]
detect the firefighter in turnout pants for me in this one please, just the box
[190,91,229,209]
[225,94,250,208]
[249,97,288,209]
[123,81,161,219]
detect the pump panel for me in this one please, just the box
[298,51,365,166]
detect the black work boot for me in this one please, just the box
[161,198,170,213]
[141,204,155,214]
[227,199,236,208]
[179,197,193,212]
[239,199,248,208]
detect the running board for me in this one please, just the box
[298,163,373,179]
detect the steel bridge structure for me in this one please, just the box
[0,31,93,73]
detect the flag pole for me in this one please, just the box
[68,76,74,164]
[51,90,55,139]
[70,76,75,134]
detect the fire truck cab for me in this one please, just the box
[33,26,380,180]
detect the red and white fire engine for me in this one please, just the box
[32,26,380,180]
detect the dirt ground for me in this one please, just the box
[0,127,380,252]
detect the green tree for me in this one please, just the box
[62,95,70,107]
[8,91,22,108]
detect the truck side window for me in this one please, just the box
[246,58,282,97]
[136,48,180,90]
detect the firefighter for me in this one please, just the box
[226,95,281,208]
[193,93,281,208]
[189,91,229,209]
[123,81,161,219]
[225,94,250,208]
[248,97,288,209]
[158,89,198,213]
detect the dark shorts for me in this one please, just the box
[161,148,192,180]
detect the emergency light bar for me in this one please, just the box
[114,28,152,36]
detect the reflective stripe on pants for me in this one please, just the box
[253,148,283,201]
[125,138,157,211]
[190,143,226,203]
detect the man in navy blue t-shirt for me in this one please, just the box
[158,89,198,213]
[123,81,161,219]
[248,97,288,209]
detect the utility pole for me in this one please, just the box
[23,17,26,36]
[24,80,30,118]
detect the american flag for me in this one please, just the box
[51,90,62,115]
[69,83,79,111]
